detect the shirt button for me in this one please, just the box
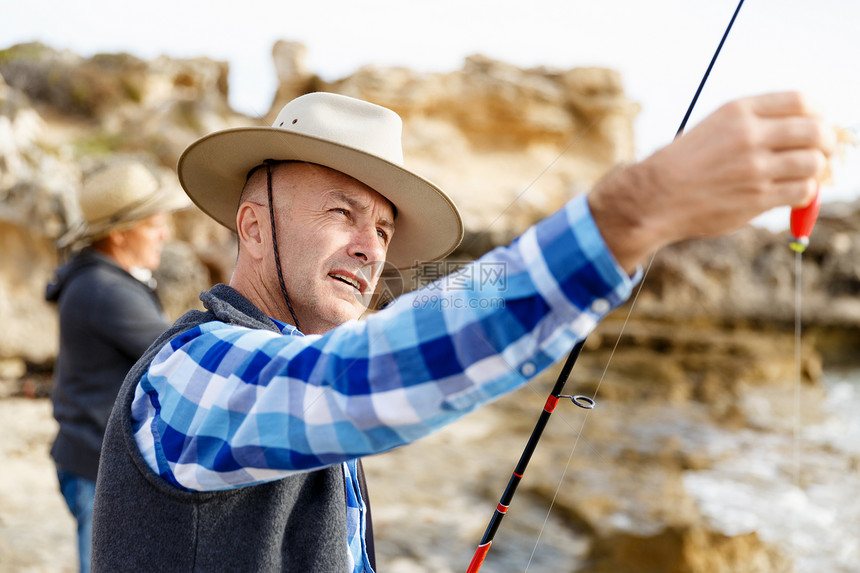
[521,362,536,377]
[591,298,610,314]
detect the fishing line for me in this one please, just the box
[467,0,744,573]
[469,2,749,570]
[522,5,747,571]
[792,249,803,571]
[455,113,605,259]
[794,251,802,485]
[523,249,659,571]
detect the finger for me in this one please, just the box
[748,91,822,118]
[761,117,838,154]
[770,178,819,208]
[767,148,829,180]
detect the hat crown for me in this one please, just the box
[80,162,160,225]
[271,92,405,166]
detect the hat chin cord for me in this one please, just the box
[265,161,302,332]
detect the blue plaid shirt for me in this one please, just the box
[131,194,636,571]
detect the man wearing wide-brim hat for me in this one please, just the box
[47,160,190,573]
[93,91,835,571]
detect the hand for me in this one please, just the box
[588,91,837,273]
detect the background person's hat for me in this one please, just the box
[177,92,463,269]
[59,161,192,249]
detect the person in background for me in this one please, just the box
[92,91,834,572]
[46,161,190,573]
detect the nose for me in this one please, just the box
[156,217,172,243]
[349,224,387,265]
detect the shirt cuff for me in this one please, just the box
[567,194,643,288]
[529,193,640,322]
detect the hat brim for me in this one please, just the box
[58,184,192,249]
[177,127,463,269]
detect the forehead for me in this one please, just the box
[126,212,167,231]
[275,162,395,219]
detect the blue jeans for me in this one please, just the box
[57,469,95,573]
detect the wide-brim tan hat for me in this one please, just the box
[59,161,192,248]
[177,92,463,269]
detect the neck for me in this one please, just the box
[229,268,299,330]
[91,240,132,272]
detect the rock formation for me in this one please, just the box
[1,40,858,573]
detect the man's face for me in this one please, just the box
[269,163,395,334]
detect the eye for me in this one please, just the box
[377,228,389,243]
[331,207,349,217]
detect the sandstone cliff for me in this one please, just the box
[1,40,858,573]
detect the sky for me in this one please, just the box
[2,0,858,228]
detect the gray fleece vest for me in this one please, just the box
[92,285,357,572]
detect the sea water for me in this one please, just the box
[683,368,860,573]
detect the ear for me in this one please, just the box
[104,228,130,250]
[236,202,266,261]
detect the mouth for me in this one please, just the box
[329,271,366,294]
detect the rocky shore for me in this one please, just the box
[4,367,859,572]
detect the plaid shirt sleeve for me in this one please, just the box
[131,194,637,491]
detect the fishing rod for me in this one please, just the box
[465,340,591,572]
[465,1,747,571]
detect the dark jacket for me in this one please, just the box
[46,248,169,481]
[92,285,360,572]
